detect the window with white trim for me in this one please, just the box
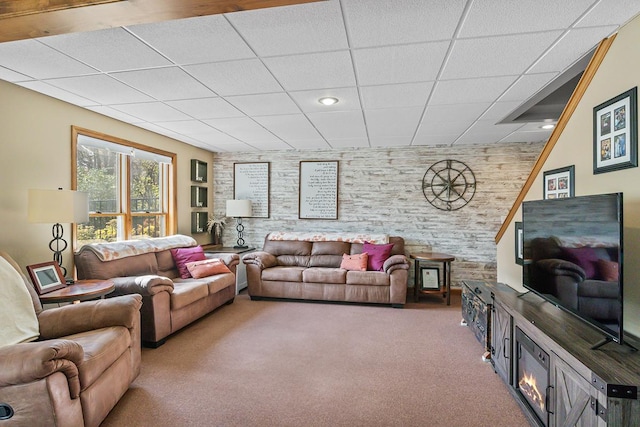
[72,127,176,246]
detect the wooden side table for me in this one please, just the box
[39,279,115,304]
[204,247,256,294]
[410,252,455,305]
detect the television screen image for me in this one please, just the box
[522,193,623,347]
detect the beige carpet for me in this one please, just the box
[102,292,529,427]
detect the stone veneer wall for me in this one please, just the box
[212,142,543,288]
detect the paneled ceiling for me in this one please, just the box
[1,0,639,152]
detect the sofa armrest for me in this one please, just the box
[536,258,586,281]
[383,254,410,274]
[38,294,143,339]
[243,251,277,269]
[0,340,84,398]
[110,275,174,297]
[205,253,240,274]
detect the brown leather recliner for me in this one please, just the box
[0,251,142,427]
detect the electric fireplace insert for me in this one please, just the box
[515,327,550,426]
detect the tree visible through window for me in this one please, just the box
[72,127,176,247]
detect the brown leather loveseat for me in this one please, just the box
[0,251,142,427]
[244,233,409,307]
[74,235,239,347]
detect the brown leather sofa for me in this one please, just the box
[244,234,409,307]
[74,235,239,347]
[0,251,142,427]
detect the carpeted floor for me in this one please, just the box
[102,292,529,426]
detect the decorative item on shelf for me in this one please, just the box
[28,188,89,277]
[593,86,637,174]
[190,186,208,207]
[206,215,227,245]
[190,159,208,182]
[191,212,208,233]
[226,200,252,249]
[422,159,476,211]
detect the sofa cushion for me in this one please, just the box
[170,281,209,309]
[186,258,231,279]
[340,253,368,271]
[156,250,179,278]
[310,242,351,267]
[346,271,390,286]
[262,266,306,282]
[170,246,206,279]
[76,251,159,280]
[303,267,347,284]
[67,326,131,390]
[363,242,394,271]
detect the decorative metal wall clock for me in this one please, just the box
[422,159,476,211]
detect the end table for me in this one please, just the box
[39,279,115,305]
[410,252,455,305]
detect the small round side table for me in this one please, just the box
[409,252,455,305]
[39,279,115,304]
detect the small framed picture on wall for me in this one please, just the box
[543,165,575,199]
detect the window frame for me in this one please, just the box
[71,126,177,248]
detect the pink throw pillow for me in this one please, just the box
[170,246,206,278]
[186,258,231,279]
[597,259,619,282]
[363,241,394,271]
[340,253,368,271]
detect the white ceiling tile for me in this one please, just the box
[413,133,461,146]
[289,87,361,113]
[0,39,97,79]
[430,76,518,105]
[341,0,466,47]
[154,120,216,134]
[467,120,524,134]
[327,138,370,148]
[226,93,301,116]
[18,81,99,106]
[110,67,216,101]
[39,27,171,72]
[441,32,562,80]
[134,122,188,140]
[499,73,558,102]
[226,1,348,56]
[264,51,356,91]
[455,120,524,144]
[45,75,154,104]
[459,0,594,37]
[306,110,367,140]
[353,42,449,86]
[0,66,31,82]
[500,130,552,143]
[209,140,260,152]
[184,59,282,96]
[576,1,640,28]
[480,101,524,121]
[110,102,191,122]
[415,120,473,139]
[370,136,413,147]
[127,15,255,64]
[244,140,293,151]
[421,103,491,125]
[86,105,146,123]
[286,139,332,150]
[360,82,434,109]
[529,27,618,74]
[253,114,321,140]
[166,98,244,119]
[364,107,424,138]
[203,117,281,143]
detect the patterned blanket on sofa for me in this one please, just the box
[76,234,197,261]
[266,232,389,244]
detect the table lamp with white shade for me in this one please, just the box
[226,199,252,249]
[28,188,89,277]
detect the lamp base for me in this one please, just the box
[233,245,249,250]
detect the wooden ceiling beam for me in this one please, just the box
[0,0,323,43]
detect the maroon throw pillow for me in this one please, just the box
[362,241,394,271]
[560,247,599,279]
[170,246,206,279]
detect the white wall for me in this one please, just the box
[0,80,215,273]
[496,14,640,338]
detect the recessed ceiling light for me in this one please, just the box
[318,97,339,106]
[541,124,555,130]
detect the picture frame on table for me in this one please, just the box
[27,261,66,295]
[593,87,638,174]
[543,165,574,199]
[515,222,524,265]
[420,267,440,290]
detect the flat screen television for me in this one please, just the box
[522,192,623,348]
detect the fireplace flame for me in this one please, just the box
[519,371,545,412]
